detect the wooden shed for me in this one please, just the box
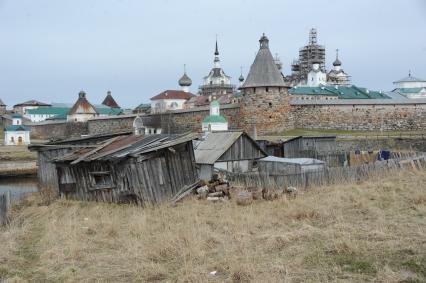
[194,131,267,180]
[51,133,198,205]
[283,136,337,158]
[29,132,132,192]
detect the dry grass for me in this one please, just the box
[0,145,37,162]
[1,172,426,282]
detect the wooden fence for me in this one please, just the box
[0,191,11,226]
[227,154,426,190]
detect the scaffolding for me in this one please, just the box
[298,28,326,79]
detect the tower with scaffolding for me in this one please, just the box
[285,28,326,86]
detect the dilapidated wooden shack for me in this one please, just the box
[283,136,337,158]
[29,132,133,192]
[52,133,198,205]
[194,131,267,180]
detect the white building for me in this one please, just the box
[307,57,327,87]
[201,99,228,132]
[4,113,30,145]
[26,107,70,122]
[392,72,426,99]
[67,91,99,122]
[150,90,195,114]
[199,40,235,96]
[327,49,351,86]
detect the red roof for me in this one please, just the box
[102,93,120,108]
[13,100,51,107]
[150,90,195,101]
[69,92,97,115]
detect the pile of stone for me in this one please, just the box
[195,180,231,202]
[195,176,298,205]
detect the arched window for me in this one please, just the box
[170,102,178,109]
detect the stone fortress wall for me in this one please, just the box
[27,98,426,141]
[290,99,426,132]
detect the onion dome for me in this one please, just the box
[333,58,342,66]
[333,49,342,66]
[239,66,244,82]
[239,73,244,82]
[178,65,192,87]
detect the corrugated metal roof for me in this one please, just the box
[290,98,426,105]
[259,156,325,165]
[54,133,198,163]
[289,85,389,99]
[194,131,243,164]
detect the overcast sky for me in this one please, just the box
[0,0,425,108]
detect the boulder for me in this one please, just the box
[236,191,253,206]
[207,196,220,202]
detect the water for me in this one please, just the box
[0,177,38,199]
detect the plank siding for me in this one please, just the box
[217,135,266,162]
[54,141,198,205]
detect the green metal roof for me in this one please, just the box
[395,87,424,94]
[135,103,151,109]
[5,124,29,131]
[47,112,68,120]
[95,107,123,115]
[27,106,122,117]
[26,107,70,115]
[289,85,389,99]
[202,115,227,123]
[11,113,23,118]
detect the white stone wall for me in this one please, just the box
[27,114,57,122]
[405,89,426,99]
[201,122,228,132]
[307,69,327,87]
[67,113,97,122]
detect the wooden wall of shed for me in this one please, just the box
[56,141,198,205]
[283,138,303,158]
[283,137,337,158]
[217,135,266,162]
[37,148,73,190]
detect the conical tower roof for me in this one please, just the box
[69,91,98,115]
[242,33,286,88]
[102,91,120,108]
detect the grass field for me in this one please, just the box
[1,172,425,282]
[0,145,37,162]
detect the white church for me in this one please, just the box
[4,113,30,145]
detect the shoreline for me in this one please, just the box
[0,161,37,177]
